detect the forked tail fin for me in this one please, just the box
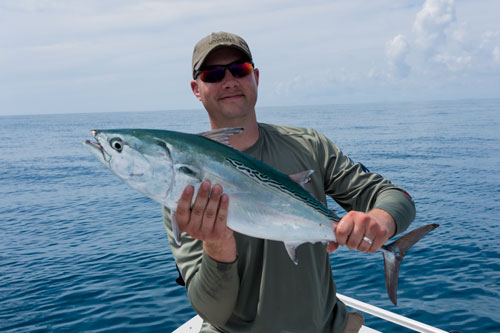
[381,224,439,305]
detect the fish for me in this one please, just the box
[83,127,438,305]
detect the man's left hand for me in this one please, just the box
[327,209,396,253]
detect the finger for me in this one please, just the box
[357,218,377,252]
[367,225,388,253]
[358,234,373,252]
[212,194,230,238]
[336,212,355,245]
[326,241,339,253]
[189,181,211,234]
[199,184,223,237]
[175,185,194,229]
[346,214,369,250]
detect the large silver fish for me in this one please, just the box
[83,127,437,304]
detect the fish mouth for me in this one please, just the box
[83,130,111,163]
[84,139,103,152]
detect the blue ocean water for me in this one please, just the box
[1,99,499,332]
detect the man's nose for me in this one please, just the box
[221,69,239,87]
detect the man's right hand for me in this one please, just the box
[175,181,237,263]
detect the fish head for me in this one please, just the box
[83,129,175,204]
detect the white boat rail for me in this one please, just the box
[337,293,447,333]
[175,294,447,332]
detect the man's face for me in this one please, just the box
[191,47,259,126]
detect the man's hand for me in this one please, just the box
[327,209,396,253]
[175,181,237,263]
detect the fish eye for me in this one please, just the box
[110,138,123,152]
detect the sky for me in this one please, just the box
[1,0,500,116]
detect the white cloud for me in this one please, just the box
[479,31,500,65]
[433,54,471,71]
[386,34,411,78]
[480,30,500,49]
[408,0,500,74]
[413,0,456,53]
[1,0,499,115]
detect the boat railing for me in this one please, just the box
[337,293,448,333]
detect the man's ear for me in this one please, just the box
[191,80,202,101]
[254,68,260,86]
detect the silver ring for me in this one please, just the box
[363,236,373,245]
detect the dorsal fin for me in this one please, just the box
[289,170,314,188]
[198,127,244,147]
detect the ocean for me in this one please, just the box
[1,99,499,332]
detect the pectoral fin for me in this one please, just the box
[176,164,202,180]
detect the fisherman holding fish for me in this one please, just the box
[162,32,416,333]
[83,32,436,332]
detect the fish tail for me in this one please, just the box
[381,224,439,305]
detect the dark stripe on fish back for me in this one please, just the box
[226,158,338,222]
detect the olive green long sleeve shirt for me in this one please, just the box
[163,123,416,332]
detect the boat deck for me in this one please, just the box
[174,314,381,333]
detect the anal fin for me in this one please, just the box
[284,241,304,265]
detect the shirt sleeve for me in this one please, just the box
[162,207,240,326]
[315,130,416,235]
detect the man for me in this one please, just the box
[163,32,416,332]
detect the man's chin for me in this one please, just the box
[219,97,247,111]
[219,105,252,119]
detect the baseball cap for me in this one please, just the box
[192,32,253,79]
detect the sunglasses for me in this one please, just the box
[195,60,254,83]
